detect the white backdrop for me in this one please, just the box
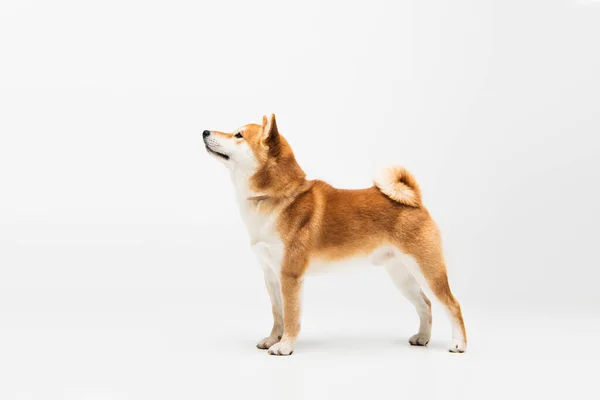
[1,1,599,399]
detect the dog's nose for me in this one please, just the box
[202,130,210,138]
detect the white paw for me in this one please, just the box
[409,332,430,346]
[448,339,467,353]
[256,335,281,349]
[267,341,294,356]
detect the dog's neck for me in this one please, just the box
[230,158,307,207]
[230,166,259,202]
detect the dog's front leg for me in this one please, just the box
[256,267,283,349]
[267,256,305,356]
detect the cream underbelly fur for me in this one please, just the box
[255,241,416,276]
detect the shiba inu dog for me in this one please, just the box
[202,114,467,356]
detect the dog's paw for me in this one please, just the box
[409,332,430,346]
[448,339,467,353]
[256,335,281,350]
[267,341,294,356]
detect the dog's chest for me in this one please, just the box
[231,172,280,241]
[239,202,278,241]
[230,172,284,271]
[238,201,285,271]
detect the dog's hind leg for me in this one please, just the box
[424,266,467,353]
[385,262,432,346]
[399,252,467,353]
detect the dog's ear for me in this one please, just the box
[262,113,281,156]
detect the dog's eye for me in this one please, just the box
[234,132,243,139]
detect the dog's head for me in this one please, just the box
[203,114,305,196]
[202,114,285,171]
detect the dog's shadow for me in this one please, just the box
[257,335,448,354]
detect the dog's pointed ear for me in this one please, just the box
[262,113,281,156]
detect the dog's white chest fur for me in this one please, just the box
[239,201,278,243]
[231,169,285,274]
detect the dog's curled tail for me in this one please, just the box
[373,166,422,207]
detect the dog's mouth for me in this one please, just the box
[205,145,230,160]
